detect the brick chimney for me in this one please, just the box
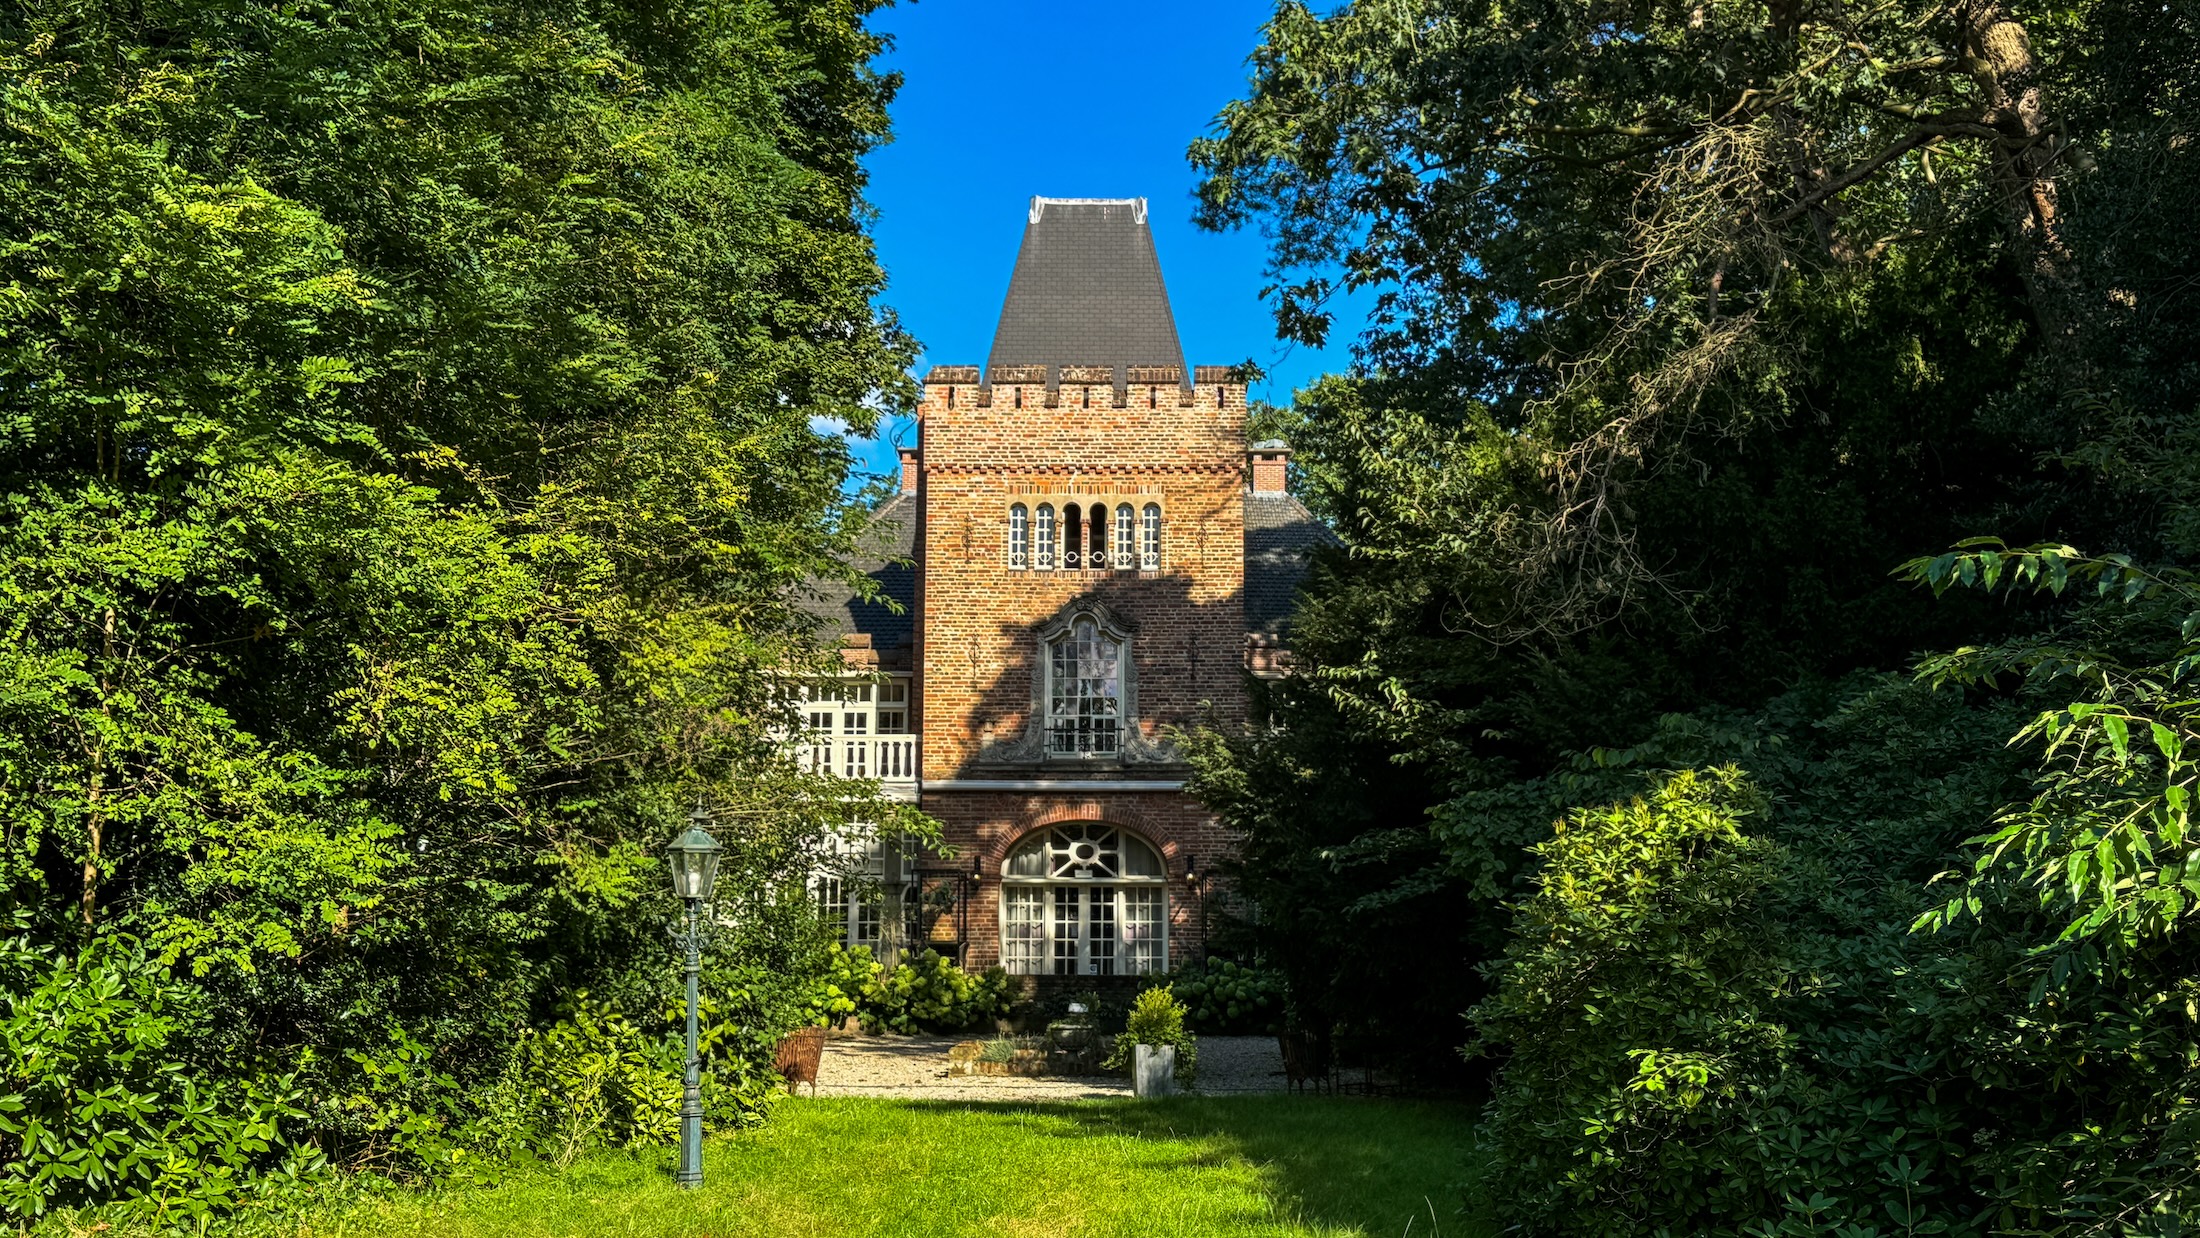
[1249,440,1291,494]
[898,446,921,495]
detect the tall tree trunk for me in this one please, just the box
[1963,0,2082,346]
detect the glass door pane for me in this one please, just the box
[1087,888,1117,975]
[1003,887,1046,975]
[1122,887,1164,974]
[1052,887,1082,975]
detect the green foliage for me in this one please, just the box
[516,998,681,1167]
[802,944,886,1026]
[1168,958,1285,1035]
[1906,541,2200,959]
[975,1036,1038,1064]
[0,927,318,1224]
[0,0,921,1215]
[797,945,1012,1035]
[1190,1,2200,1231]
[1105,986,1199,1087]
[861,950,1015,1035]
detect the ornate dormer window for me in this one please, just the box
[1048,616,1122,756]
[976,601,1176,766]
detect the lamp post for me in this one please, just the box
[1182,853,1206,958]
[666,805,722,1191]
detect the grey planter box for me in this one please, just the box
[1132,1044,1177,1098]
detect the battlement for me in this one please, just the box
[921,364,1245,414]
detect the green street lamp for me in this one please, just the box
[666,805,722,1190]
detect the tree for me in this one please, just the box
[0,0,920,1199]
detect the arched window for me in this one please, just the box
[1047,616,1120,756]
[1035,504,1056,570]
[1063,504,1083,569]
[1112,504,1135,569]
[999,824,1166,975]
[1141,504,1162,570]
[1008,504,1029,568]
[1087,503,1107,565]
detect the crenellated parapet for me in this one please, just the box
[920,363,1246,415]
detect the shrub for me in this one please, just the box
[812,946,1012,1034]
[866,950,1015,1033]
[0,929,319,1226]
[516,996,682,1167]
[1104,985,1198,1087]
[1168,957,1284,1034]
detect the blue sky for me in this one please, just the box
[845,0,1365,483]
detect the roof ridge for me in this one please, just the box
[1029,196,1146,223]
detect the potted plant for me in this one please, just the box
[1104,986,1197,1097]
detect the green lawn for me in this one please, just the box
[290,1096,1485,1238]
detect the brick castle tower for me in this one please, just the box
[804,197,1330,991]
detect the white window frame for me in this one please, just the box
[812,833,918,950]
[997,825,1168,976]
[800,674,915,778]
[1011,498,1161,572]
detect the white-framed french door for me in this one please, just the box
[1000,882,1165,976]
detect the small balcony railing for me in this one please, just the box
[804,736,918,782]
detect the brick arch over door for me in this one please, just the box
[996,820,1171,977]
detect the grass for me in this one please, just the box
[281,1095,1486,1238]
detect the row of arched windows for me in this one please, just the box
[1008,502,1160,571]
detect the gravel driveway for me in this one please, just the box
[807,1034,1291,1101]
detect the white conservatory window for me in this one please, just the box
[798,676,915,779]
[1047,617,1121,756]
[998,824,1167,976]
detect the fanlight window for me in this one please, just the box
[1048,617,1121,756]
[1000,825,1166,976]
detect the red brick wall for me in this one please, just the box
[914,367,1249,777]
[907,364,1249,973]
[926,789,1233,969]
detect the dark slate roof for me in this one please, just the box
[798,493,918,652]
[1245,492,1341,636]
[985,198,1188,389]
